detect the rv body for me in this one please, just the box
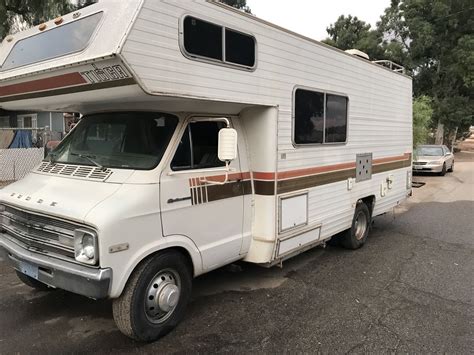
[0,0,412,341]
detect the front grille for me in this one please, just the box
[1,205,80,259]
[413,162,427,165]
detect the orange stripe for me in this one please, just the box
[0,72,87,97]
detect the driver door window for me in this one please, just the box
[171,121,226,171]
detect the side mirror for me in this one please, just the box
[218,128,238,162]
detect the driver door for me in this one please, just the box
[160,118,245,271]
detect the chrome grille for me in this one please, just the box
[36,162,112,181]
[1,205,79,259]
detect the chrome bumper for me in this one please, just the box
[0,233,111,299]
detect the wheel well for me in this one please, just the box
[360,195,375,216]
[140,247,195,277]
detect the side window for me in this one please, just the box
[325,94,348,143]
[294,88,348,145]
[171,121,227,171]
[294,89,324,144]
[183,16,256,69]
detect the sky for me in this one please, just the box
[246,0,391,41]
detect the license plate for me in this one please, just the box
[19,261,39,280]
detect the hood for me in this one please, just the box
[0,173,122,225]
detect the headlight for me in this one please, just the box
[74,229,98,265]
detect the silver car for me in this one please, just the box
[413,145,454,176]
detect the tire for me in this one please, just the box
[439,163,447,176]
[112,251,192,342]
[448,161,454,172]
[16,271,52,291]
[340,201,371,250]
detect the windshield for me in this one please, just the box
[416,147,443,157]
[48,112,178,170]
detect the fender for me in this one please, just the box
[108,234,203,298]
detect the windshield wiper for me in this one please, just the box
[70,152,104,170]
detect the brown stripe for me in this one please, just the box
[0,72,87,97]
[0,78,136,102]
[278,169,356,194]
[254,180,275,196]
[373,159,411,174]
[207,181,246,202]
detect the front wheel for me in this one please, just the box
[113,251,192,342]
[439,163,447,176]
[340,201,371,250]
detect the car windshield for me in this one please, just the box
[416,147,443,157]
[47,112,178,170]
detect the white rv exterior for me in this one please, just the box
[0,0,412,341]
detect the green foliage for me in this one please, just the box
[322,15,385,60]
[413,96,433,148]
[220,0,251,14]
[325,0,474,138]
[0,0,97,38]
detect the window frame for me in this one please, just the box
[292,85,349,147]
[0,116,10,128]
[169,117,234,174]
[1,11,104,72]
[17,114,38,129]
[179,15,258,72]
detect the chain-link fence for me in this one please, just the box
[0,128,61,183]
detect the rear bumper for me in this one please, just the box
[0,233,111,299]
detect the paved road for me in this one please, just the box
[1,152,473,353]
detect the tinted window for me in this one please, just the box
[183,17,223,61]
[225,29,255,67]
[2,12,102,71]
[294,89,324,144]
[49,112,178,170]
[171,121,226,171]
[416,146,443,156]
[325,94,347,143]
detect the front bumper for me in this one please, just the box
[412,163,443,173]
[0,233,111,299]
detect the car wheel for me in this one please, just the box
[16,271,52,291]
[340,201,371,250]
[448,161,454,172]
[439,163,447,176]
[113,250,192,342]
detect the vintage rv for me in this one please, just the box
[0,0,412,341]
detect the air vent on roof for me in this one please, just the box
[345,49,370,60]
[36,162,112,181]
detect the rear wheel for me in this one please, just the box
[340,201,371,250]
[16,271,52,291]
[112,251,192,342]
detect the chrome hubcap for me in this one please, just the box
[145,270,180,323]
[354,212,368,241]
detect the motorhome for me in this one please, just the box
[0,0,412,341]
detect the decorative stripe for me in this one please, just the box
[0,77,136,102]
[0,72,87,97]
[187,153,411,202]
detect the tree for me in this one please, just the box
[322,15,385,60]
[220,0,251,13]
[413,96,433,148]
[379,0,474,137]
[0,0,97,38]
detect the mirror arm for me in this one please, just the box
[199,161,230,186]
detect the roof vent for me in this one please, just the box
[345,49,370,60]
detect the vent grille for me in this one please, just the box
[37,162,112,181]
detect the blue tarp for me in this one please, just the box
[9,130,33,148]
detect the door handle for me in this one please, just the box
[167,196,192,204]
